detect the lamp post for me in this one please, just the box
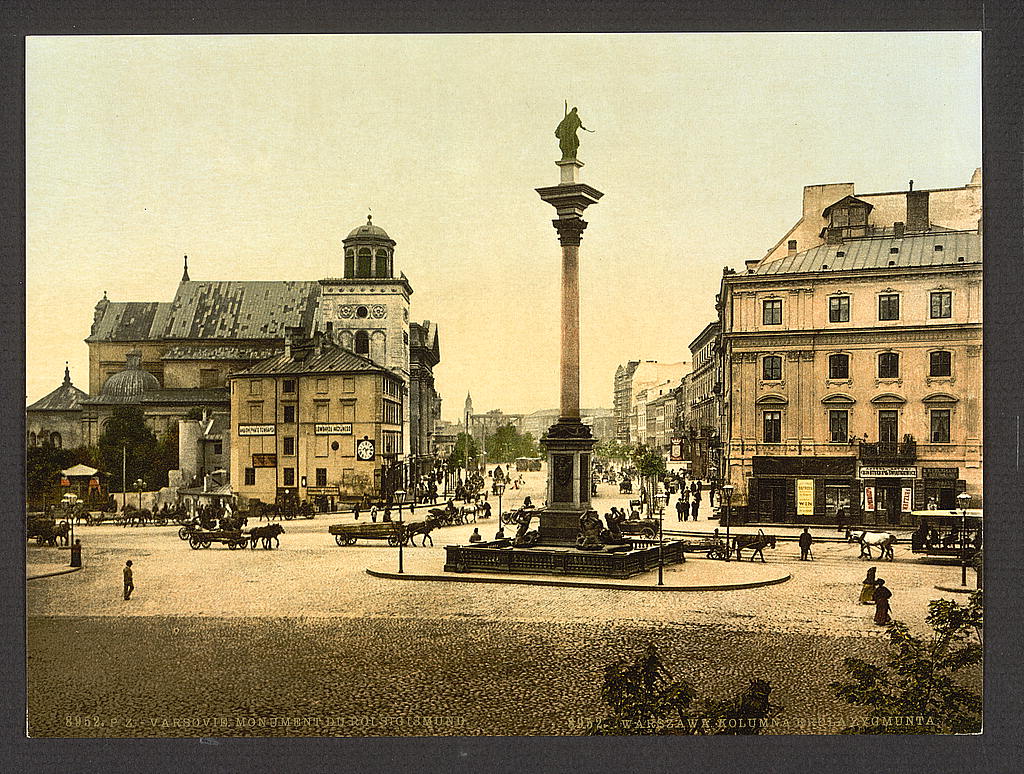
[722,484,735,562]
[397,489,405,574]
[957,491,971,588]
[495,479,506,529]
[657,492,665,586]
[135,478,145,511]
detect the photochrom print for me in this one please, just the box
[25,33,983,737]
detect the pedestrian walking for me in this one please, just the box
[676,497,686,522]
[70,539,82,568]
[798,527,813,560]
[872,579,892,625]
[859,567,877,604]
[353,502,361,521]
[123,560,134,600]
[371,504,378,523]
[691,498,699,520]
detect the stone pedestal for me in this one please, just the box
[538,417,597,544]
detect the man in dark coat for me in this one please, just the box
[676,497,687,522]
[691,497,700,520]
[799,527,813,560]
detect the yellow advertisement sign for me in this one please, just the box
[796,478,815,516]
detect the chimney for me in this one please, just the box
[825,227,844,245]
[284,328,296,359]
[744,258,759,273]
[787,239,797,256]
[906,189,930,231]
[893,221,905,239]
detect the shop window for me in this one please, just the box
[829,410,849,443]
[929,351,952,377]
[244,467,256,486]
[355,331,370,355]
[878,293,900,321]
[283,379,296,394]
[930,409,951,443]
[283,436,295,456]
[762,356,782,381]
[283,405,296,423]
[828,353,850,380]
[930,291,952,319]
[762,299,782,325]
[829,295,850,323]
[762,411,781,443]
[316,468,328,487]
[878,410,899,443]
[878,352,899,379]
[283,468,295,487]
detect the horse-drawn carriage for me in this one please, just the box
[681,530,777,562]
[184,522,284,550]
[27,516,69,546]
[426,502,480,528]
[619,478,633,495]
[329,518,437,547]
[616,517,659,539]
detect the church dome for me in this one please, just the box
[345,215,393,242]
[101,351,159,399]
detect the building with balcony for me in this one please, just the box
[720,171,982,526]
[686,321,722,479]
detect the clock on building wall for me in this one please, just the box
[356,438,376,461]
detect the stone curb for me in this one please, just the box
[365,568,791,592]
[934,584,976,594]
[27,566,83,581]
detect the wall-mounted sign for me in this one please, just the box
[670,438,684,461]
[314,423,353,436]
[306,486,339,496]
[858,466,917,479]
[901,487,913,512]
[252,454,277,468]
[864,486,875,511]
[238,424,276,436]
[796,479,815,516]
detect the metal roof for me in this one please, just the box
[754,230,981,276]
[86,301,171,342]
[27,379,88,412]
[162,344,283,361]
[234,343,389,378]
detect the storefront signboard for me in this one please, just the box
[306,486,339,496]
[901,487,913,512]
[238,424,276,436]
[252,454,277,467]
[796,478,815,516]
[314,423,353,435]
[858,466,917,479]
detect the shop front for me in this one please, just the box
[746,456,859,525]
[858,465,916,527]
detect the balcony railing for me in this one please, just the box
[858,440,917,462]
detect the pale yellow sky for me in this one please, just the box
[26,33,981,419]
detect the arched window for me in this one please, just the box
[828,353,850,380]
[50,432,62,449]
[355,330,370,355]
[28,431,37,447]
[344,249,355,278]
[357,249,372,278]
[762,355,782,381]
[375,249,389,278]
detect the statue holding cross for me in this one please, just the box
[554,104,592,161]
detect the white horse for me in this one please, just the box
[459,503,479,524]
[852,530,897,560]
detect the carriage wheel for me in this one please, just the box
[707,547,723,560]
[284,513,295,521]
[228,541,237,550]
[201,540,212,549]
[387,536,400,547]
[178,527,190,540]
[346,536,358,546]
[640,528,656,538]
[189,535,202,550]
[335,534,346,546]
[156,516,168,526]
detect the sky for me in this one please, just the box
[25,33,981,420]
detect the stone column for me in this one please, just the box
[535,160,604,543]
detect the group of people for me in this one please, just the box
[859,566,893,625]
[674,479,710,521]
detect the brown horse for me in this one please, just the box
[248,522,284,549]
[733,531,777,562]
[404,518,439,547]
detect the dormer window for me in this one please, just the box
[822,196,873,240]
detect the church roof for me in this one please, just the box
[162,343,283,361]
[27,367,88,412]
[88,281,321,342]
[234,342,390,378]
[345,215,392,242]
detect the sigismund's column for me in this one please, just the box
[535,157,604,544]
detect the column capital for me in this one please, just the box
[552,217,588,246]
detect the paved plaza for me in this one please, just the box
[27,470,978,736]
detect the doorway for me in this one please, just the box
[875,483,902,526]
[757,479,788,522]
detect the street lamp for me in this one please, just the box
[397,489,405,574]
[135,478,145,511]
[957,491,972,588]
[495,479,506,529]
[722,484,735,562]
[657,492,665,586]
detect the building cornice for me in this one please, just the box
[723,323,981,348]
[723,263,981,287]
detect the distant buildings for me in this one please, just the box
[612,361,688,446]
[686,321,722,478]
[26,365,88,449]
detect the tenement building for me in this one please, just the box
[721,171,982,525]
[228,332,404,509]
[685,321,722,479]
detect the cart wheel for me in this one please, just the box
[388,536,400,547]
[178,527,189,540]
[202,540,212,549]
[228,541,237,550]
[346,536,358,546]
[335,534,346,546]
[156,517,168,526]
[707,548,722,560]
[640,528,656,538]
[284,513,295,521]
[189,535,202,550]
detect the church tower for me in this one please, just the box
[314,215,413,380]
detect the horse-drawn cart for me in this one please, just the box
[187,529,249,550]
[330,521,409,547]
[617,518,659,539]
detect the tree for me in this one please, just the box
[483,423,540,463]
[25,445,96,510]
[595,439,635,463]
[830,591,983,734]
[632,444,667,514]
[449,432,480,470]
[589,643,781,735]
[97,406,161,494]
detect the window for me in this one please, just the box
[763,411,782,443]
[315,401,329,422]
[762,299,782,325]
[244,467,256,486]
[282,379,296,394]
[375,249,389,277]
[249,380,262,396]
[283,405,296,423]
[828,353,850,380]
[200,368,220,388]
[341,401,356,423]
[283,436,295,456]
[930,291,952,319]
[212,441,223,456]
[878,352,900,379]
[50,432,62,449]
[930,409,951,443]
[283,468,295,487]
[762,356,782,381]
[248,403,263,423]
[356,249,372,277]
[315,468,328,487]
[344,249,355,277]
[929,351,952,377]
[829,410,849,443]
[878,293,900,321]
[878,410,899,443]
[342,378,355,393]
[316,378,328,394]
[356,306,369,319]
[355,331,369,355]
[830,205,868,237]
[829,295,850,323]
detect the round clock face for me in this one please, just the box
[356,440,374,460]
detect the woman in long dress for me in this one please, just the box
[872,579,893,625]
[859,566,877,604]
